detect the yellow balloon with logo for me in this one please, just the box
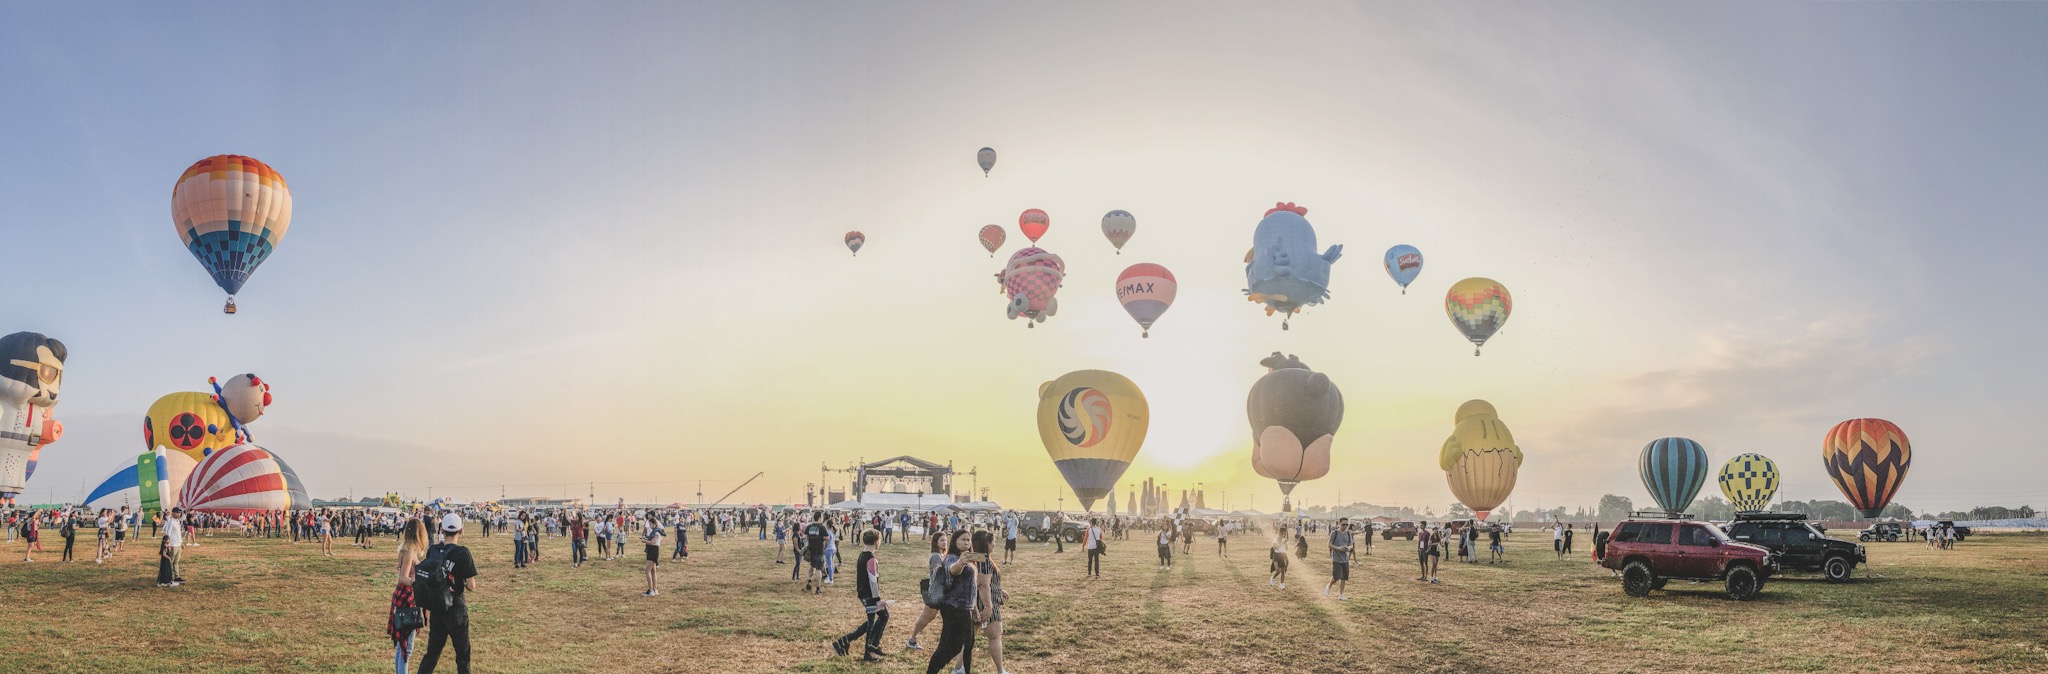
[144,392,239,463]
[1036,370,1149,512]
[1440,400,1524,521]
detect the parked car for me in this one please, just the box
[1859,522,1904,542]
[1726,512,1865,582]
[1381,521,1419,540]
[1018,511,1086,543]
[1600,513,1777,600]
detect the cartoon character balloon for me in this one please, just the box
[216,374,273,427]
[172,155,293,314]
[1439,400,1523,521]
[1115,264,1176,338]
[1383,245,1423,295]
[1823,419,1911,518]
[977,147,997,176]
[1035,370,1149,511]
[1446,277,1511,355]
[1101,210,1136,254]
[0,331,65,503]
[978,224,1006,257]
[1019,209,1050,243]
[83,448,198,515]
[1640,437,1709,514]
[1247,353,1344,512]
[145,375,276,464]
[178,443,311,515]
[844,231,865,256]
[1718,453,1779,513]
[1002,247,1065,327]
[1244,203,1342,330]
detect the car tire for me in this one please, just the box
[1726,565,1761,601]
[1622,561,1655,597]
[1824,555,1852,583]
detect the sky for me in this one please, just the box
[3,2,2045,514]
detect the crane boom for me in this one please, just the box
[712,472,765,506]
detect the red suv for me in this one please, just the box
[1600,515,1776,600]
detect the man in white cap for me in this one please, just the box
[419,513,478,674]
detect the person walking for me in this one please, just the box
[511,514,529,569]
[417,514,478,674]
[1216,519,1229,558]
[1324,518,1354,600]
[568,514,587,568]
[1552,521,1564,560]
[803,512,830,594]
[20,512,38,562]
[925,530,980,674]
[831,530,891,663]
[391,518,429,674]
[1488,525,1505,564]
[1002,512,1018,564]
[1082,517,1104,578]
[774,517,788,564]
[904,531,947,652]
[1268,526,1290,589]
[1562,524,1575,557]
[94,509,110,564]
[60,514,76,563]
[642,511,663,597]
[1156,523,1174,570]
[971,530,1010,674]
[672,512,689,561]
[1416,524,1434,582]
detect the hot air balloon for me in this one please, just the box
[1101,210,1136,254]
[215,374,273,429]
[1035,370,1149,511]
[1115,264,1176,338]
[145,388,254,464]
[1247,353,1343,512]
[178,444,310,515]
[1244,203,1342,330]
[1019,209,1050,243]
[1439,400,1523,521]
[83,448,198,515]
[978,224,1006,257]
[1640,437,1709,514]
[1823,419,1911,518]
[1383,245,1423,294]
[843,231,865,256]
[172,155,293,314]
[977,147,997,176]
[1002,247,1065,327]
[0,331,65,503]
[1718,453,1779,513]
[1445,278,1511,355]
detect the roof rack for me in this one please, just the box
[1731,511,1808,521]
[1629,510,1695,520]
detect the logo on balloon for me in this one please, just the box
[1058,387,1112,448]
[167,413,206,450]
[1396,253,1421,271]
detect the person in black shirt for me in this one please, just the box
[831,530,890,662]
[803,513,829,594]
[419,514,479,674]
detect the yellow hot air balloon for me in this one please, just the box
[144,392,239,464]
[1440,400,1523,521]
[1035,370,1149,511]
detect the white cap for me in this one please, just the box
[441,513,464,534]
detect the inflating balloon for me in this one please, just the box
[1823,419,1911,518]
[1035,370,1148,511]
[83,448,198,515]
[1244,203,1342,330]
[978,224,1006,257]
[1446,278,1511,355]
[1717,453,1779,513]
[1115,264,1176,338]
[1640,437,1709,514]
[1101,210,1136,254]
[145,392,237,463]
[1383,245,1423,294]
[172,155,293,314]
[1439,400,1523,521]
[844,231,865,256]
[1247,353,1344,512]
[1019,209,1050,243]
[179,443,310,515]
[0,331,65,504]
[977,147,997,176]
[216,374,273,428]
[1002,247,1065,328]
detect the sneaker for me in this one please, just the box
[1338,594,1347,601]
[861,653,884,663]
[905,639,924,651]
[831,638,851,657]
[1278,583,1285,589]
[1322,587,1330,597]
[168,581,181,587]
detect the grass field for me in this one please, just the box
[1,527,2043,674]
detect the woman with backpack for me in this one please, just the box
[971,530,1010,674]
[925,530,980,674]
[391,518,429,674]
[904,530,947,652]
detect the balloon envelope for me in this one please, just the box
[1440,400,1523,520]
[1003,247,1065,324]
[1035,370,1149,510]
[1640,437,1709,514]
[1823,419,1911,518]
[977,147,996,175]
[178,444,310,515]
[844,231,865,255]
[1019,209,1049,243]
[978,225,1006,255]
[171,155,292,300]
[1101,210,1136,252]
[1247,363,1343,494]
[83,449,197,514]
[1115,264,1176,337]
[1245,203,1342,324]
[0,331,65,498]
[1384,245,1423,292]
[1445,278,1512,354]
[146,391,239,464]
[1718,453,1779,513]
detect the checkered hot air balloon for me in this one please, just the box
[1640,437,1708,514]
[172,155,292,314]
[1002,247,1065,327]
[1446,277,1511,356]
[978,225,1006,257]
[1718,453,1780,513]
[1823,419,1911,519]
[1101,210,1136,253]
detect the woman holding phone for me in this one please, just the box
[925,530,980,674]
[904,530,947,652]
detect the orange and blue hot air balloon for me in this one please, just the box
[1823,419,1911,518]
[172,155,293,314]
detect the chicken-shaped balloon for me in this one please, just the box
[0,331,66,504]
[145,373,275,464]
[1002,246,1066,328]
[1248,353,1343,512]
[1439,400,1523,521]
[1244,203,1342,330]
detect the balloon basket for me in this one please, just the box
[223,298,238,315]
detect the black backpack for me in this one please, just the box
[413,544,457,612]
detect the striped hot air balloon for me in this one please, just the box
[1823,419,1911,518]
[1639,437,1708,514]
[1718,453,1780,513]
[1035,370,1149,511]
[172,155,292,314]
[178,444,310,515]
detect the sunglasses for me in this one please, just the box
[8,359,60,384]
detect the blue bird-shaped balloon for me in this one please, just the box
[1244,203,1341,330]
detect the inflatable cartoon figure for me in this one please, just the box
[1003,247,1066,328]
[1244,203,1342,330]
[145,373,274,464]
[0,331,65,504]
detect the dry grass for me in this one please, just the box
[0,528,2043,673]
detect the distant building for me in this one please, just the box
[855,456,954,499]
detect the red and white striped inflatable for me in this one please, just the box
[178,444,305,514]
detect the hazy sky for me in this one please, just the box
[4,2,2044,513]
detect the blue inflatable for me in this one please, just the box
[1244,203,1341,329]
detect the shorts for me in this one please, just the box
[1270,550,1289,570]
[1553,540,1562,552]
[1005,538,1016,551]
[645,545,660,563]
[1491,543,1504,553]
[1331,561,1350,581]
[808,550,826,569]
